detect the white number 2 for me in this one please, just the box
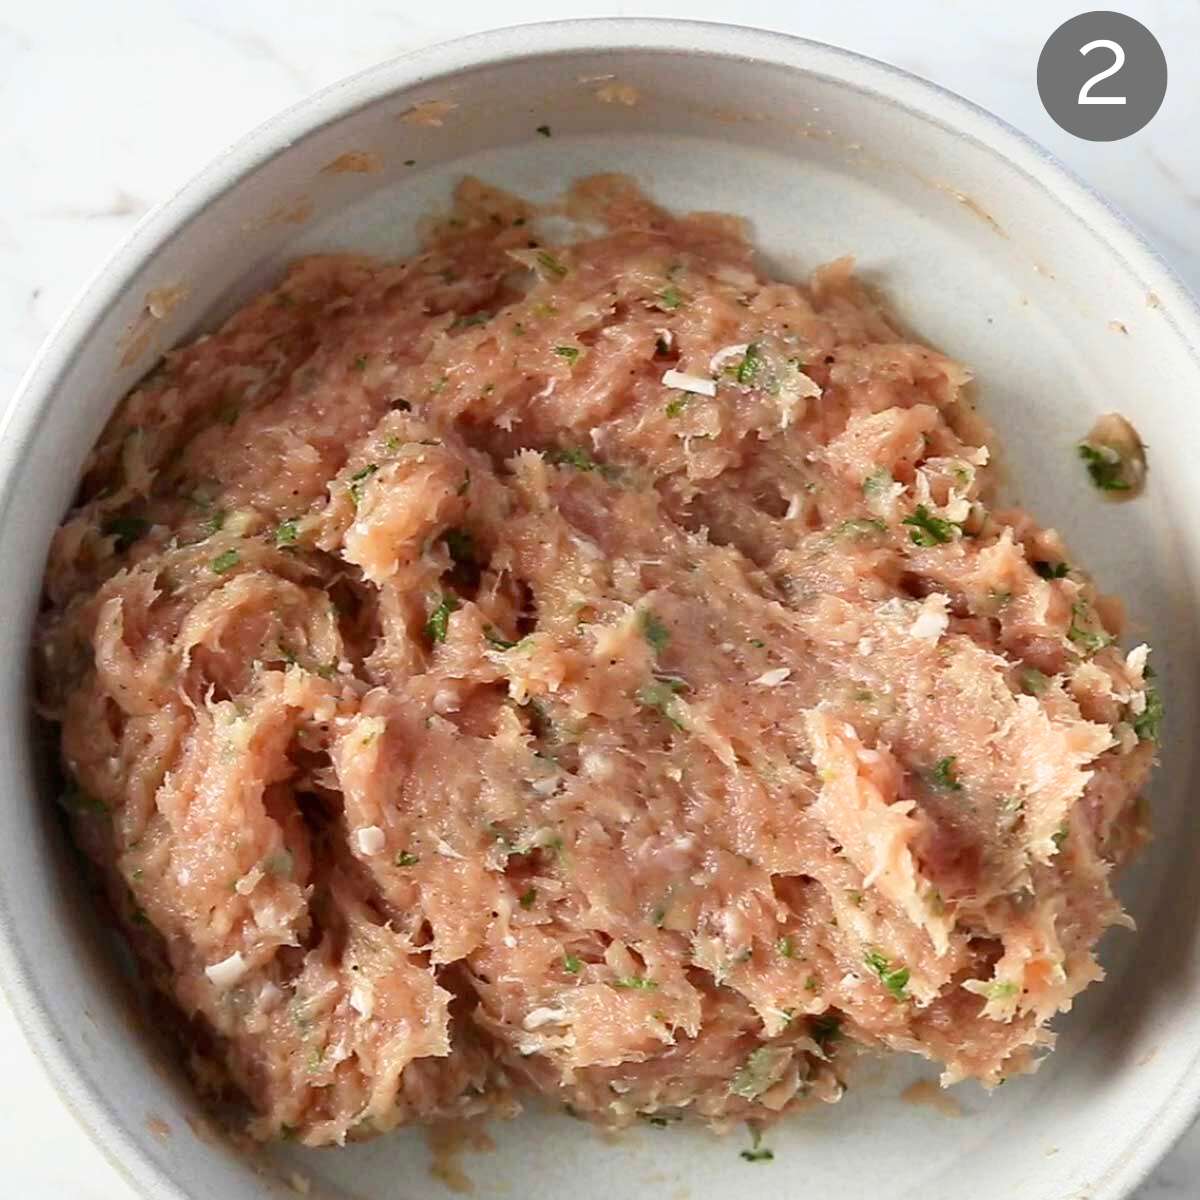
[1078,39,1127,105]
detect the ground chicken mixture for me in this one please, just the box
[36,175,1159,1147]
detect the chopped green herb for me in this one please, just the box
[659,285,684,310]
[810,1014,841,1048]
[749,638,765,649]
[730,1046,791,1100]
[59,784,109,817]
[776,936,794,958]
[985,981,1019,1001]
[425,594,459,643]
[546,445,597,471]
[804,975,820,993]
[348,462,379,505]
[395,851,419,867]
[211,549,240,574]
[1078,441,1131,492]
[740,1127,774,1164]
[863,469,893,499]
[1068,603,1113,653]
[902,505,957,547]
[644,1114,680,1128]
[352,354,369,371]
[563,953,582,974]
[518,886,537,909]
[536,124,552,137]
[1020,667,1049,695]
[274,519,299,547]
[266,850,294,877]
[535,250,568,279]
[640,609,670,653]
[442,527,476,565]
[665,393,689,418]
[847,889,864,907]
[102,514,151,551]
[837,517,888,540]
[864,949,910,1000]
[612,976,658,990]
[736,343,763,385]
[932,756,963,791]
[1133,685,1164,741]
[205,508,227,535]
[637,679,686,730]
[553,345,581,364]
[1033,560,1069,580]
[1052,823,1069,850]
[484,626,520,650]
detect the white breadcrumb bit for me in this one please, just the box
[753,667,791,687]
[785,494,803,520]
[259,982,283,1011]
[535,377,557,399]
[234,864,264,896]
[433,687,461,714]
[205,952,249,989]
[349,983,375,1019]
[581,750,615,781]
[910,596,950,642]
[523,1006,568,1030]
[654,327,674,350]
[571,534,604,560]
[433,836,464,860]
[791,371,823,400]
[1126,644,1150,676]
[287,1171,311,1196]
[857,637,874,656]
[531,774,560,796]
[709,343,749,372]
[354,826,386,856]
[1129,691,1147,715]
[662,369,716,397]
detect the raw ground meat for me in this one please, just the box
[35,174,1159,1146]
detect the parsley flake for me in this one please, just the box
[1078,441,1131,492]
[425,594,459,643]
[640,609,670,653]
[902,505,957,546]
[864,949,910,1000]
[274,518,299,547]
[932,756,963,791]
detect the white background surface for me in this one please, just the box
[1,2,1197,1196]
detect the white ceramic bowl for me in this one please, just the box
[3,18,1199,1200]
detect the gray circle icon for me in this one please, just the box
[1038,11,1167,141]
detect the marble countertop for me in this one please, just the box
[0,1,1196,1196]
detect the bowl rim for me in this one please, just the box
[3,17,1199,1200]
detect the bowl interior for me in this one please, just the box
[2,24,1198,1200]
